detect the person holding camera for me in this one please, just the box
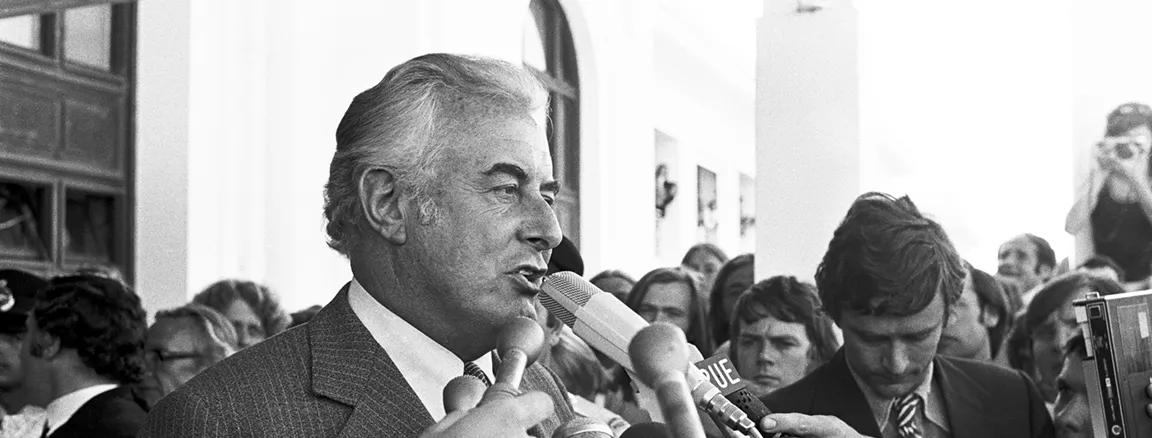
[1066,102,1152,290]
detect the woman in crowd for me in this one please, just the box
[192,279,291,349]
[680,243,728,303]
[1067,102,1152,290]
[589,270,637,303]
[626,266,714,357]
[139,304,238,406]
[708,254,754,353]
[728,276,839,398]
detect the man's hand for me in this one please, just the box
[1096,139,1149,186]
[758,413,873,438]
[419,390,554,438]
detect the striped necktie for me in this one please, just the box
[893,393,923,438]
[463,361,492,387]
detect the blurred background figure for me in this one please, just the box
[589,270,636,303]
[708,253,754,355]
[0,269,48,438]
[1075,254,1124,284]
[138,304,238,407]
[288,305,323,330]
[680,243,728,303]
[1054,332,1090,438]
[1067,102,1152,291]
[996,233,1057,307]
[1009,272,1124,414]
[626,266,713,357]
[27,275,149,437]
[73,265,127,284]
[938,262,1011,364]
[191,279,290,349]
[728,276,838,398]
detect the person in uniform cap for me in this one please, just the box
[0,269,49,438]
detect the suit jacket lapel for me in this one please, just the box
[936,356,996,438]
[810,350,883,438]
[310,284,434,438]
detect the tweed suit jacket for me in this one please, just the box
[140,285,576,437]
[761,349,1054,438]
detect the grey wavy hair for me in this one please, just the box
[323,53,549,256]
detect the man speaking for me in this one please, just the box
[142,53,575,437]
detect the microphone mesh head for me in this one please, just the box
[540,272,596,328]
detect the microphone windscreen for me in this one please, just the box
[619,422,670,438]
[550,416,614,438]
[442,375,486,414]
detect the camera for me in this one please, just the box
[1074,290,1152,437]
[1115,143,1137,160]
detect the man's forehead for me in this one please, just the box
[1001,237,1036,254]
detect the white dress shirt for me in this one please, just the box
[1,404,45,438]
[43,383,118,436]
[847,360,951,438]
[348,279,494,421]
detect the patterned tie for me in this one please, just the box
[893,393,923,438]
[463,361,492,387]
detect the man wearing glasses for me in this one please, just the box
[138,304,238,407]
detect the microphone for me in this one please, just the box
[619,423,670,438]
[482,316,545,403]
[629,323,705,438]
[541,272,762,437]
[443,375,486,414]
[694,354,771,430]
[551,417,614,438]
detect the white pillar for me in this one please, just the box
[135,0,191,313]
[755,0,860,282]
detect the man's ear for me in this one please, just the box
[979,304,1001,329]
[1037,264,1054,281]
[359,168,407,245]
[544,313,564,348]
[29,332,61,360]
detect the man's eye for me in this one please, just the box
[496,185,518,196]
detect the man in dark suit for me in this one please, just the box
[142,53,577,437]
[758,193,1053,438]
[25,275,150,437]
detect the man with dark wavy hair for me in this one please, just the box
[23,275,149,437]
[758,193,1054,438]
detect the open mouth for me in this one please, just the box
[512,266,547,292]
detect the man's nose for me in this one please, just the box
[757,344,778,365]
[884,344,910,375]
[519,197,562,252]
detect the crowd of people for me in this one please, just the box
[0,53,1148,437]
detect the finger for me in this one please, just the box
[419,409,471,437]
[484,390,555,430]
[759,413,841,436]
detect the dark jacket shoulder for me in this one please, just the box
[51,386,149,438]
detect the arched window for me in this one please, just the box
[523,0,580,245]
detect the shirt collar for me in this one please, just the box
[846,356,949,433]
[44,383,118,435]
[347,278,493,421]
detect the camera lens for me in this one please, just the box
[1117,143,1135,159]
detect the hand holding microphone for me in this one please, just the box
[629,322,706,438]
[482,316,545,404]
[540,272,763,436]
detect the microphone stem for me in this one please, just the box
[495,349,528,389]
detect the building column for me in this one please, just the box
[755,0,860,282]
